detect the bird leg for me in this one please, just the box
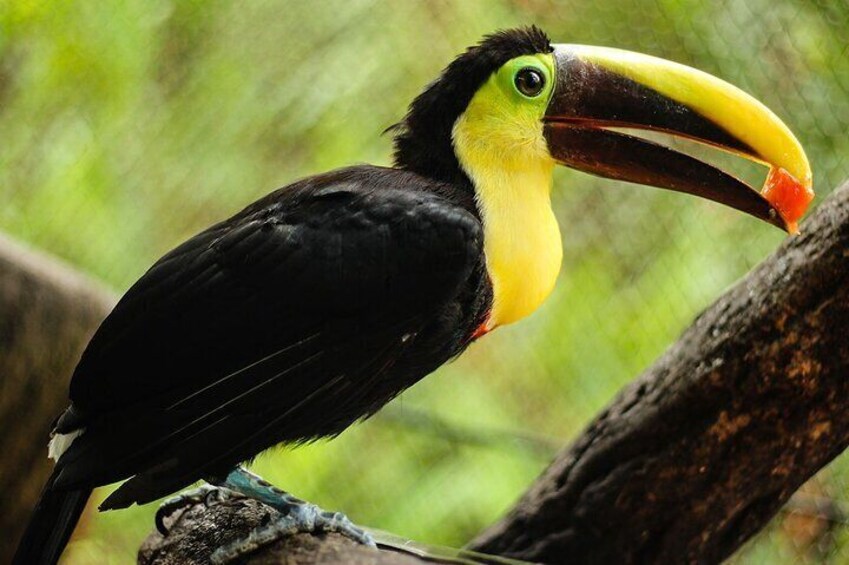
[155,484,244,535]
[208,466,376,564]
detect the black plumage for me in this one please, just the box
[54,166,492,509]
[13,27,553,565]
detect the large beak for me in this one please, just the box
[544,45,814,233]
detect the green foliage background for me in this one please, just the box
[2,1,849,562]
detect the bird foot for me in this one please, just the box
[208,466,375,564]
[155,484,244,535]
[210,501,376,564]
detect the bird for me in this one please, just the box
[14,26,813,565]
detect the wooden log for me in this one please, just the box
[0,234,115,564]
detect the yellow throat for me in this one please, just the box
[452,54,562,329]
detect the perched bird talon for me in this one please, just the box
[204,467,376,562]
[209,507,376,564]
[154,485,232,535]
[205,486,242,508]
[205,470,375,563]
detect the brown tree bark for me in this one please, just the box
[470,182,849,564]
[139,498,451,565]
[0,234,116,564]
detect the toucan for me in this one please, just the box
[14,26,813,565]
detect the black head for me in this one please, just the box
[392,26,552,188]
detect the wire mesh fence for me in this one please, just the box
[2,0,848,562]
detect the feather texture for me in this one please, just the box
[50,165,491,507]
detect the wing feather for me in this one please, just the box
[55,167,484,499]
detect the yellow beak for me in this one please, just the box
[543,44,814,232]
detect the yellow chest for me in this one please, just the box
[474,165,562,329]
[453,123,562,327]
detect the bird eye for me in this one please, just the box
[514,67,546,97]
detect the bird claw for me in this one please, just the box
[209,502,376,564]
[155,485,243,535]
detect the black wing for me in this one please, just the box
[54,166,484,505]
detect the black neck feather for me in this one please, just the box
[391,27,552,192]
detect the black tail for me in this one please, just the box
[12,472,92,565]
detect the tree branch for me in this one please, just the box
[139,498,447,565]
[0,235,116,564]
[470,182,849,563]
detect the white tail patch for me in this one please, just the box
[48,429,85,462]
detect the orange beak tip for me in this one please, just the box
[761,167,814,233]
